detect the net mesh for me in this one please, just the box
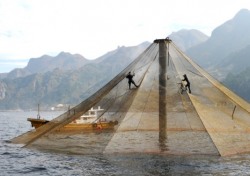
[11,40,250,156]
[11,43,159,146]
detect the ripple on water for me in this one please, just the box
[2,111,250,175]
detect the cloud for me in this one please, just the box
[0,0,250,73]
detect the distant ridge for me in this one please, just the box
[187,9,250,68]
[168,29,208,51]
[1,9,250,109]
[184,9,250,102]
[0,42,150,110]
[0,52,89,80]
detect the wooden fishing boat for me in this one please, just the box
[27,106,118,131]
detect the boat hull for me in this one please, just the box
[63,121,117,131]
[27,118,118,132]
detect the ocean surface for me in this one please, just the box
[1,111,250,176]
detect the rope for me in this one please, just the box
[136,61,158,130]
[137,49,159,86]
[133,43,158,73]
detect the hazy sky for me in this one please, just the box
[0,0,250,73]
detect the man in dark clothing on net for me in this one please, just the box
[126,72,138,89]
[182,74,191,93]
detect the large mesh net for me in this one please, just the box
[11,43,159,146]
[12,39,250,156]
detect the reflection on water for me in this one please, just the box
[1,111,250,175]
[158,40,167,153]
[159,136,168,152]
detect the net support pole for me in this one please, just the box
[154,38,170,149]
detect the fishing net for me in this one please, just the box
[12,39,250,156]
[11,43,159,146]
[169,42,250,156]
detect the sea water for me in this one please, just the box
[1,111,250,176]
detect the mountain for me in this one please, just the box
[26,52,89,74]
[216,44,250,75]
[2,43,151,80]
[187,9,250,69]
[183,9,250,101]
[1,52,90,80]
[2,7,250,110]
[94,42,150,64]
[4,68,31,79]
[0,42,150,110]
[223,68,250,102]
[168,29,209,51]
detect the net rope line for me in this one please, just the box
[165,44,200,126]
[104,90,138,125]
[103,91,134,119]
[170,41,250,113]
[57,43,159,131]
[113,48,160,127]
[132,44,158,73]
[95,78,125,121]
[66,42,157,102]
[93,44,159,125]
[12,43,159,146]
[136,59,159,130]
[166,41,192,79]
[93,84,129,124]
[91,44,159,127]
[89,71,136,124]
[166,41,203,79]
[133,40,167,130]
[54,42,159,130]
[170,49,202,80]
[14,43,152,145]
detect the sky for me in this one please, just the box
[0,0,250,73]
